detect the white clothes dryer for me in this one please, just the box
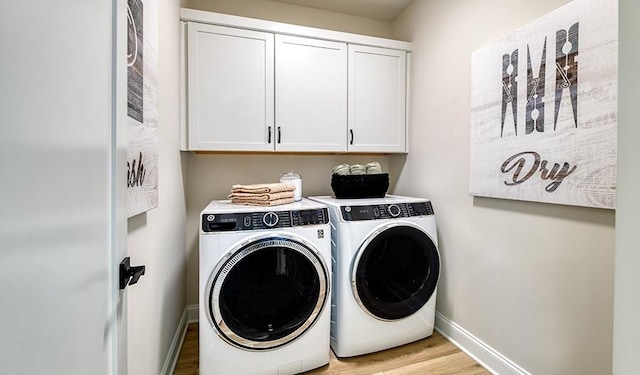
[199,199,331,375]
[309,195,440,358]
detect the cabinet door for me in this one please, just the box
[348,45,407,153]
[187,23,274,151]
[275,35,347,152]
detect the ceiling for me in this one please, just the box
[269,0,412,21]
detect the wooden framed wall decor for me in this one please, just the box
[469,0,617,209]
[127,0,159,217]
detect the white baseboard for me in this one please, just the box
[435,311,530,375]
[160,304,200,375]
[187,304,199,323]
[160,307,190,375]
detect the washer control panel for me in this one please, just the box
[340,201,434,221]
[202,208,329,232]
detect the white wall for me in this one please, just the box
[391,1,615,374]
[125,0,188,374]
[613,0,640,373]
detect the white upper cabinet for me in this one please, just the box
[348,45,407,153]
[186,23,274,151]
[275,35,347,152]
[180,9,411,153]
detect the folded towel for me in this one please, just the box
[227,191,294,201]
[365,161,382,174]
[349,164,366,175]
[231,182,295,194]
[230,197,295,206]
[332,164,350,176]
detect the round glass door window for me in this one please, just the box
[207,235,329,350]
[352,224,439,320]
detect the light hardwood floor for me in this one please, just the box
[173,323,490,375]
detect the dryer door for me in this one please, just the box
[206,234,329,350]
[351,223,439,320]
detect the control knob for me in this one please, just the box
[262,212,279,227]
[387,204,401,217]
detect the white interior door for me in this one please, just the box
[0,1,127,374]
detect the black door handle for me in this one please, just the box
[119,257,146,290]
[267,126,272,144]
[277,126,281,144]
[349,129,354,145]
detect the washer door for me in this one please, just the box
[351,223,439,320]
[207,234,329,350]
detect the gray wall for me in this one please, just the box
[613,0,640,373]
[391,1,615,374]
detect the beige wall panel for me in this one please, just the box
[391,1,614,374]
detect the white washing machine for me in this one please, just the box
[309,195,440,358]
[199,199,331,375]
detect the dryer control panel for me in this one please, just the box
[202,208,329,232]
[340,201,434,221]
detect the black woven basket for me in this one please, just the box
[331,173,389,199]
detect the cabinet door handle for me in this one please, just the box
[349,129,354,145]
[277,126,281,144]
[268,126,272,144]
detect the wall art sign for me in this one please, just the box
[127,0,158,217]
[469,0,617,209]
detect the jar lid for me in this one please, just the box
[280,170,301,180]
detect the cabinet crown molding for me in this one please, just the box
[180,8,412,52]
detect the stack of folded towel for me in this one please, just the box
[332,161,382,175]
[228,183,296,206]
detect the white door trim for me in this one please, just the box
[111,0,129,373]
